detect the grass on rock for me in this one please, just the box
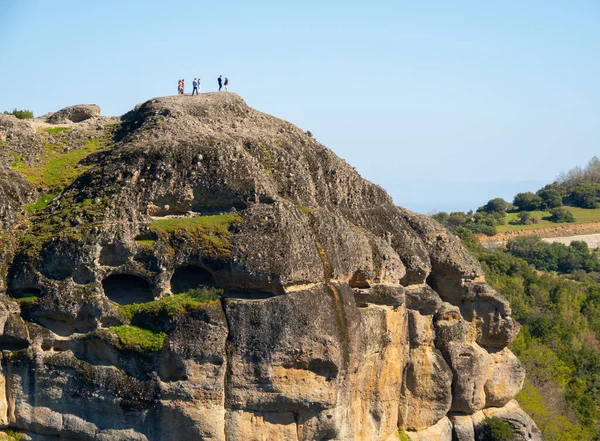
[135,239,156,250]
[15,296,39,305]
[109,325,166,352]
[12,137,105,189]
[118,287,223,320]
[44,127,71,136]
[25,193,57,213]
[150,213,241,258]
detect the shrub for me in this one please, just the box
[477,417,515,441]
[3,109,34,119]
[513,192,542,211]
[549,207,576,223]
[537,188,563,209]
[447,212,468,228]
[432,211,449,225]
[568,184,598,209]
[516,211,532,225]
[479,198,509,214]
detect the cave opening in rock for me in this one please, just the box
[8,287,42,299]
[102,274,154,305]
[170,266,216,294]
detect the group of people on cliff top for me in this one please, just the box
[177,75,229,95]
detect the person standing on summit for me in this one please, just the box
[192,78,199,96]
[224,77,229,92]
[218,75,223,91]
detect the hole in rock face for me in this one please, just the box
[40,253,75,280]
[9,287,42,299]
[34,313,76,337]
[99,243,131,267]
[102,274,154,305]
[170,266,215,294]
[0,335,29,351]
[349,270,370,289]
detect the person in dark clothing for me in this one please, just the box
[192,78,199,95]
[218,75,223,91]
[224,77,229,92]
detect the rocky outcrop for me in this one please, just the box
[47,104,101,123]
[0,93,541,440]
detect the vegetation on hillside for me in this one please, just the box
[434,157,600,235]
[457,227,600,440]
[11,136,106,190]
[3,109,33,119]
[477,417,515,441]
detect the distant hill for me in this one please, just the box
[433,157,600,239]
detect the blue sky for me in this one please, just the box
[1,1,599,213]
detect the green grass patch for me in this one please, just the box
[0,140,7,147]
[109,325,166,352]
[135,239,156,250]
[150,213,240,258]
[44,127,71,136]
[119,287,223,320]
[12,138,105,189]
[396,430,410,441]
[15,296,39,305]
[296,205,313,215]
[25,193,57,213]
[6,430,23,441]
[10,153,23,169]
[150,213,240,234]
[496,206,600,233]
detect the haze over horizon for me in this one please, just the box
[1,0,598,214]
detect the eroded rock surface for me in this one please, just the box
[0,93,541,440]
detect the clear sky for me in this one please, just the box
[1,1,599,213]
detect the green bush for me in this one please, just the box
[549,207,576,223]
[568,185,598,209]
[537,188,563,209]
[477,417,515,441]
[479,197,509,214]
[516,211,532,225]
[3,109,34,119]
[513,192,542,211]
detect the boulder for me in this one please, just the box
[47,104,100,123]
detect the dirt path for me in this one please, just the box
[477,222,600,243]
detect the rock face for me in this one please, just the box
[0,94,541,440]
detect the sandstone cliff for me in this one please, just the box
[0,94,542,440]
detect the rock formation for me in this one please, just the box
[0,94,542,440]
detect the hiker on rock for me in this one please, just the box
[197,77,201,93]
[224,77,229,92]
[181,79,185,95]
[218,75,223,91]
[177,80,182,95]
[192,78,199,96]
